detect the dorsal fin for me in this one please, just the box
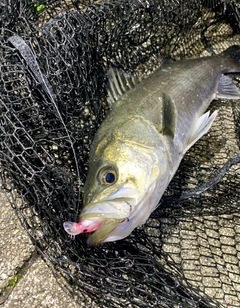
[107,67,142,107]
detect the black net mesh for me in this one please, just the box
[0,0,240,307]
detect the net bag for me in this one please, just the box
[0,0,240,307]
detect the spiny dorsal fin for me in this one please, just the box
[162,92,177,139]
[107,67,142,107]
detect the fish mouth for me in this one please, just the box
[63,187,138,245]
[63,198,133,245]
[63,215,126,245]
[63,217,105,236]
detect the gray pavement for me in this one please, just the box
[0,192,89,308]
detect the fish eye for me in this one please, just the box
[99,168,117,185]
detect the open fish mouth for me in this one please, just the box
[63,197,133,245]
[63,188,138,244]
[63,216,125,245]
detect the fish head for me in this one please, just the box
[64,117,170,245]
[64,131,170,245]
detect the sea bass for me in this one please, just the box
[64,46,240,245]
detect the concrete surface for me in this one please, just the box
[0,192,91,308]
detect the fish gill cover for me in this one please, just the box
[0,0,240,307]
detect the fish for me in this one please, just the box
[64,46,240,245]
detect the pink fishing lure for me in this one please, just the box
[63,219,103,236]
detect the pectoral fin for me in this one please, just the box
[216,75,240,99]
[162,92,177,139]
[186,110,218,151]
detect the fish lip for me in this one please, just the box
[80,197,134,218]
[64,192,136,244]
[78,194,137,244]
[80,214,131,246]
[63,213,126,239]
[85,218,125,246]
[63,217,105,236]
[62,215,125,246]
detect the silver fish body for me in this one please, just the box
[64,46,240,245]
